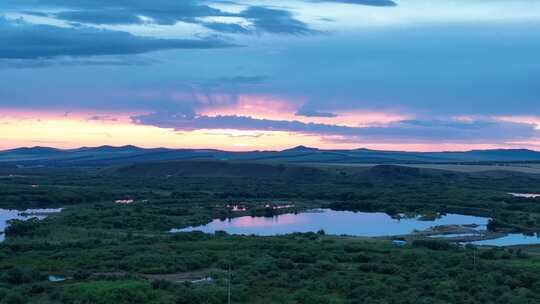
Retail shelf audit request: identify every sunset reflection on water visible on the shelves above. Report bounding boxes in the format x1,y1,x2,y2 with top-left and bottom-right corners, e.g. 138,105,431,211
173,209,489,237
215,213,307,229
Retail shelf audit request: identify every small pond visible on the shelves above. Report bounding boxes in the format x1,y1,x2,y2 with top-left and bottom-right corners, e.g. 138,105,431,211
509,193,540,198
172,209,489,237
471,233,540,247
0,208,62,242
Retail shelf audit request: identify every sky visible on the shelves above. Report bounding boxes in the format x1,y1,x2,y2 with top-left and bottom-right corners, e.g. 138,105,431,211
0,0,539,151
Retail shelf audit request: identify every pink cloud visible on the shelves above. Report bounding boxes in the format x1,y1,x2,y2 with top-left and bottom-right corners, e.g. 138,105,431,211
198,94,410,127
495,116,540,130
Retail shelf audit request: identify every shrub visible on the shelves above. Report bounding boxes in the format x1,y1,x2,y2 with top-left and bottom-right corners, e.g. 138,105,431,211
412,239,452,250
4,219,41,238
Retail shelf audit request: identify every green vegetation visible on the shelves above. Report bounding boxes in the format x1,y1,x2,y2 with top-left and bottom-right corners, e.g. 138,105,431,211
2,229,540,303
2,163,540,231
1,162,540,303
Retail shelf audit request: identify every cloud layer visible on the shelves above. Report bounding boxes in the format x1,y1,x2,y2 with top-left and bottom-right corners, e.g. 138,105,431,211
0,17,235,59
133,111,540,144
2,0,323,35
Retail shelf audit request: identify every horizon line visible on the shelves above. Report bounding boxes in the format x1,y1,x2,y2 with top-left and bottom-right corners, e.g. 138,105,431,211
2,144,539,154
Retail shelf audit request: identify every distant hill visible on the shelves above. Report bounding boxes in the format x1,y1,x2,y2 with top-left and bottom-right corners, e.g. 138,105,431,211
110,161,518,181
1,145,540,167
112,160,327,180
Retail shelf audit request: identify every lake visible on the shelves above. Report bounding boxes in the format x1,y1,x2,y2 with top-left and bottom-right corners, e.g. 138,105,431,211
173,209,489,237
0,208,61,242
173,209,540,246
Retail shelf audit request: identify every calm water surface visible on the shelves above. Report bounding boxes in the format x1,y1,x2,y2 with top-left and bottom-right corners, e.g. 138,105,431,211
0,208,61,242
509,193,540,198
471,234,540,246
173,209,489,237
174,209,540,246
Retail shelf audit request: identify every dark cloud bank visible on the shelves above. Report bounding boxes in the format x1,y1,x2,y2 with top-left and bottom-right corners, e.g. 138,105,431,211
0,0,398,59
133,112,539,143
0,17,235,59
52,3,319,35
2,0,396,35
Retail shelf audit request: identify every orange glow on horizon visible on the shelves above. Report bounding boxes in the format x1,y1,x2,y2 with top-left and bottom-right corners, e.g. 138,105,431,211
0,109,348,151
1,109,539,152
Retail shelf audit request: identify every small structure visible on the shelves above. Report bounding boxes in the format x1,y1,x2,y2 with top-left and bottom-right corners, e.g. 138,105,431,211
264,203,296,210
227,204,247,212
392,240,408,247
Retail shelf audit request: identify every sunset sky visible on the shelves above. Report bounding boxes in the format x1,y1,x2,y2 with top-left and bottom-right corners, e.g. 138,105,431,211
1,0,539,151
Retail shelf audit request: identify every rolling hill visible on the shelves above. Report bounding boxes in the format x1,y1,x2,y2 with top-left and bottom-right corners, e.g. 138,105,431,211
111,160,328,180
1,145,540,167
